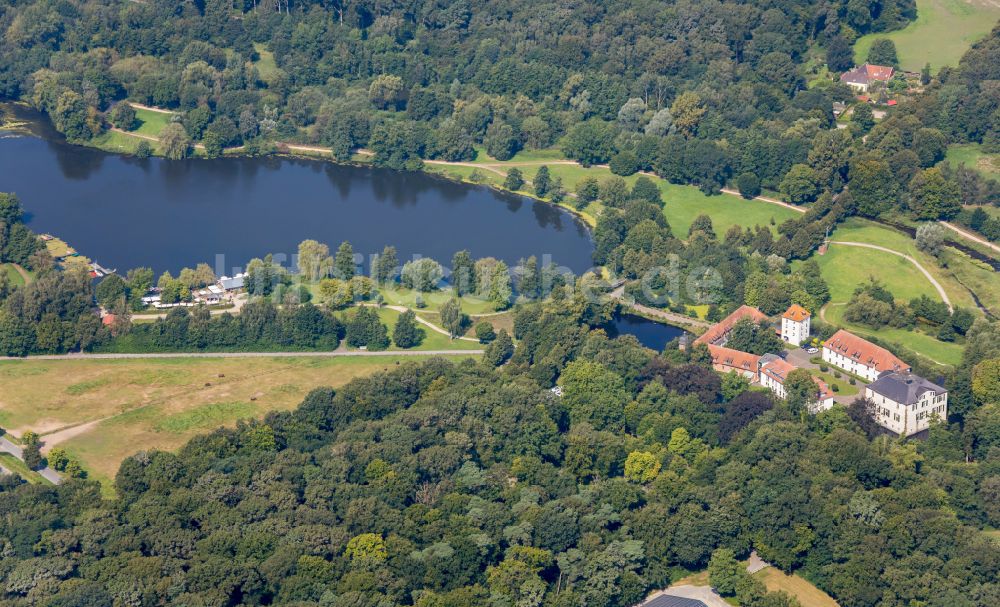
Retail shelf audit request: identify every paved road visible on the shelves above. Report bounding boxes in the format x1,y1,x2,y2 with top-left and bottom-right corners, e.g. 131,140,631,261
940,221,1000,255
0,437,62,484
0,349,482,361
786,346,866,405
642,586,729,607
829,241,953,311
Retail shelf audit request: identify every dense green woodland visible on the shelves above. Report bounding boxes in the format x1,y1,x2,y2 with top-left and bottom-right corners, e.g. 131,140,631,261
3,3,1000,606
1,1,997,220
1,299,1000,607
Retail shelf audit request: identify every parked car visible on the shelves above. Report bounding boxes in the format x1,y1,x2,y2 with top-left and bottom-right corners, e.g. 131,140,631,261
806,347,819,354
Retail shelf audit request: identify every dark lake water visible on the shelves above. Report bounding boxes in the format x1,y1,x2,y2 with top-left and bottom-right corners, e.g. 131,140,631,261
0,107,594,276
605,313,684,351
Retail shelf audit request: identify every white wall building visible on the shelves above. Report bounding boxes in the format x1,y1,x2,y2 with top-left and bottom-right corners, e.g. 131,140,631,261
865,372,948,437
822,329,910,383
758,354,835,414
780,304,811,345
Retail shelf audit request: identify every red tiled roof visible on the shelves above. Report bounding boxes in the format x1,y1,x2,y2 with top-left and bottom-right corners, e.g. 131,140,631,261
813,376,833,400
708,345,760,372
101,314,117,326
823,329,910,374
782,304,810,322
865,64,894,81
694,305,768,346
760,356,796,384
840,64,894,86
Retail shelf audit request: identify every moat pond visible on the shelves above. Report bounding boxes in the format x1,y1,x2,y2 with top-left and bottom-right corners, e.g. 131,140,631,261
0,105,594,276
605,313,685,352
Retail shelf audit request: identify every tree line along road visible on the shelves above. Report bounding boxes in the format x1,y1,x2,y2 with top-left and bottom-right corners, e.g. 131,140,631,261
0,350,483,361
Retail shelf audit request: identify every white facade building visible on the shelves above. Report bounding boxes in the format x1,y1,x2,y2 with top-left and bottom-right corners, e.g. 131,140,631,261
758,354,835,414
865,372,948,436
780,304,811,345
822,329,910,383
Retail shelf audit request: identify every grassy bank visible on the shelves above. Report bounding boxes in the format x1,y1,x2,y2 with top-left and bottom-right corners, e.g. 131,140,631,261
823,303,963,366
943,143,1000,178
854,0,1000,73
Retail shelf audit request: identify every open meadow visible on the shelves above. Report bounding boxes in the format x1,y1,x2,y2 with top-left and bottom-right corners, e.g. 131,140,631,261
1,263,26,286
854,0,1000,72
132,106,174,138
673,562,840,607
806,217,990,367
427,146,802,236
944,143,1000,178
0,354,475,486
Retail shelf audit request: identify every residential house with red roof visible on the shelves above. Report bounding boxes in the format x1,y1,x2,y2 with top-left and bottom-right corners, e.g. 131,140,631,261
758,354,835,413
693,305,768,347
840,63,895,93
707,345,760,380
822,329,911,382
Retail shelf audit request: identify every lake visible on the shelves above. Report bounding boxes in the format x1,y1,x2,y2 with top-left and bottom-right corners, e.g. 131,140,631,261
0,107,594,277
604,313,685,351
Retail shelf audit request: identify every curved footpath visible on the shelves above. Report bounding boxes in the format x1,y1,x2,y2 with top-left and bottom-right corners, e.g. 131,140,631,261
828,241,952,311
939,221,1000,255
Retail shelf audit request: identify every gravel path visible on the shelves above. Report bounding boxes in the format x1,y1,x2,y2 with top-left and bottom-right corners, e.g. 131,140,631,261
829,241,953,311
939,221,1000,255
0,437,63,484
0,350,482,361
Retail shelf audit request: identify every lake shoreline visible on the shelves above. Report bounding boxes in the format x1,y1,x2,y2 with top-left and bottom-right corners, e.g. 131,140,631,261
0,104,597,276
1,100,597,231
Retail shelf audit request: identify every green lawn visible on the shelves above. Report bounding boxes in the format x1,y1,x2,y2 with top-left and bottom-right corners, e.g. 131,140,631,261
811,367,859,397
437,146,802,236
90,129,161,155
253,43,280,82
854,0,1000,73
940,247,1000,318
131,106,174,138
823,304,964,366
808,218,977,366
943,143,1000,178
2,263,25,286
380,286,502,315
0,453,49,484
825,218,978,310
366,307,484,351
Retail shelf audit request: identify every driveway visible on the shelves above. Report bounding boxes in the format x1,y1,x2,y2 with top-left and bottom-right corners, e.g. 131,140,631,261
784,347,865,405
641,586,729,607
0,436,63,484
